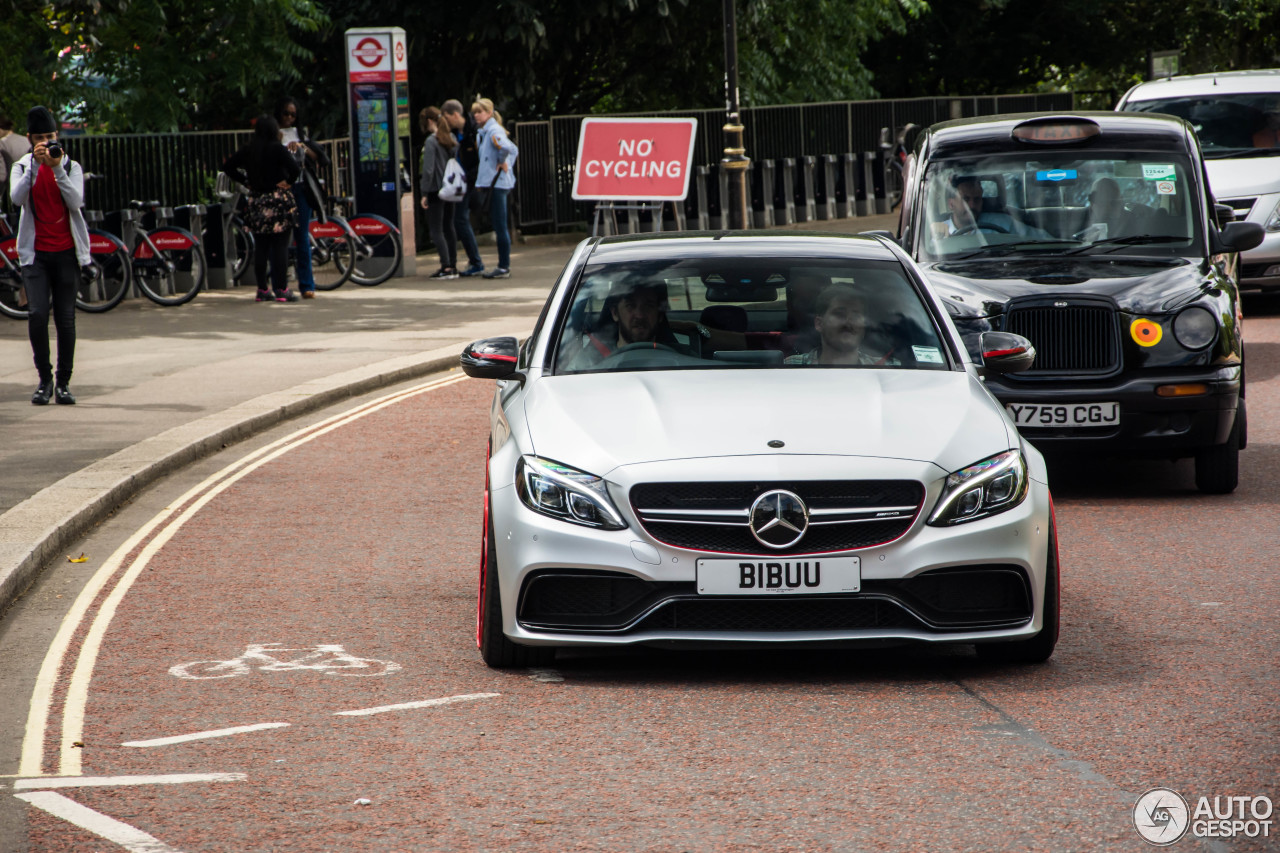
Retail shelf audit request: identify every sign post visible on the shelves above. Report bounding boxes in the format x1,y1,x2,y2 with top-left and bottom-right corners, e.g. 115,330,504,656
572,117,698,233
344,26,415,276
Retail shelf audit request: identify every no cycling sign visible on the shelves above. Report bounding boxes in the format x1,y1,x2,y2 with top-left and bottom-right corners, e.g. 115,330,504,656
571,117,698,201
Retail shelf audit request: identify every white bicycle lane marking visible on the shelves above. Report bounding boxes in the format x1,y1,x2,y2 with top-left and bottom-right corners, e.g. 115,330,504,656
168,643,402,680
19,373,468,780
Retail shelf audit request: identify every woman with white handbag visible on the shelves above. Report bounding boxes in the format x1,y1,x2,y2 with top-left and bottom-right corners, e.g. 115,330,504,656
419,106,459,280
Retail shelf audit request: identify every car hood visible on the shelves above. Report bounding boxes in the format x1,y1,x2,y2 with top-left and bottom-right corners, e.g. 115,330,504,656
923,257,1213,316
522,369,1011,477
1205,157,1280,198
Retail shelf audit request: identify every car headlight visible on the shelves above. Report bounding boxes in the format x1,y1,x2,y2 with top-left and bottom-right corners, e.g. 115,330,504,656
1266,198,1280,233
1172,305,1217,349
515,455,627,530
928,449,1028,526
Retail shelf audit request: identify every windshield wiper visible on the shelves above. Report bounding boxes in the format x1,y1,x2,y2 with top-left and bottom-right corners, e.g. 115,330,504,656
1066,235,1191,255
1203,148,1280,159
945,240,1084,261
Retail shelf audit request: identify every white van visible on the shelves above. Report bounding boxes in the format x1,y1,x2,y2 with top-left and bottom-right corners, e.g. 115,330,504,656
1117,69,1280,290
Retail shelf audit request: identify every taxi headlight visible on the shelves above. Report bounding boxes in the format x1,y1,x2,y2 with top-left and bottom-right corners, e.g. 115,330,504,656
515,455,627,530
1173,305,1217,350
928,449,1027,526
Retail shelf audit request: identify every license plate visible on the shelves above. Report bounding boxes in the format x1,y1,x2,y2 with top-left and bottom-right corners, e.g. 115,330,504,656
1006,402,1119,428
696,557,860,595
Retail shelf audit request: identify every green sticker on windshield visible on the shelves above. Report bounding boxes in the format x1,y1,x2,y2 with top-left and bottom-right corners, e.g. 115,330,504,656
1142,164,1176,180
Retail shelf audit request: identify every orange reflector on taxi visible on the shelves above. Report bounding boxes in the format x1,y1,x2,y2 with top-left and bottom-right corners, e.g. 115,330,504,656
1011,117,1102,144
1155,384,1209,397
1130,318,1163,346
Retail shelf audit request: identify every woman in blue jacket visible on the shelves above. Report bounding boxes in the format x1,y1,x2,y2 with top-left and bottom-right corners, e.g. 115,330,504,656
471,98,517,279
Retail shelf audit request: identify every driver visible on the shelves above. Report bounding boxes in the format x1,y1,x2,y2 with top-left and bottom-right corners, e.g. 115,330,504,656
560,280,690,369
784,284,899,366
937,175,1046,237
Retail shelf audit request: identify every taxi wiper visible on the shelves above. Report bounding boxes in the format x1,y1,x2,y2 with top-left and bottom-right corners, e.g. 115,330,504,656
1066,235,1190,255
946,240,1084,261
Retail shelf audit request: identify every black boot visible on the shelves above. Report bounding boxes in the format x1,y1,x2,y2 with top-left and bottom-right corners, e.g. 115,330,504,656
32,380,53,406
54,384,76,405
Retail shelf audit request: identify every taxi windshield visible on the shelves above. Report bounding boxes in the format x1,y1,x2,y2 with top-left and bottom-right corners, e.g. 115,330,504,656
552,257,951,374
918,152,1200,261
1124,93,1280,158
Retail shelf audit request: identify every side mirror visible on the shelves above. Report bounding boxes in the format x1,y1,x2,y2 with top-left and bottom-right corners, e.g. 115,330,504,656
461,336,523,380
1213,203,1235,230
1213,221,1265,254
980,332,1036,374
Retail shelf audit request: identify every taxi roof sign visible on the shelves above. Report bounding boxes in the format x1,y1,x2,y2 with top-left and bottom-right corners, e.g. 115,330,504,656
1011,117,1102,144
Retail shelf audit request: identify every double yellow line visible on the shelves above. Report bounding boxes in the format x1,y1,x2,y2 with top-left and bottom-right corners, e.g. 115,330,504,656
19,374,468,778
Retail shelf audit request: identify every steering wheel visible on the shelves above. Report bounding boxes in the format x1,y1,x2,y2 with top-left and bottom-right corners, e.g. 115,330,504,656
598,341,680,367
979,221,1011,234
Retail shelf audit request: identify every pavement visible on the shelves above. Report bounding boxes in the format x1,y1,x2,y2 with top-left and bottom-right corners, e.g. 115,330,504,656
0,212,900,617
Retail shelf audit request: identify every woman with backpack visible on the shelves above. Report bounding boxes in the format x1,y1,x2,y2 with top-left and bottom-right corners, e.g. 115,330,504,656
419,106,459,280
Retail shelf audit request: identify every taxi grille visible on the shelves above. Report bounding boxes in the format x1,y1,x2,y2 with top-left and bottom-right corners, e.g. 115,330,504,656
630,480,923,555
1003,298,1121,376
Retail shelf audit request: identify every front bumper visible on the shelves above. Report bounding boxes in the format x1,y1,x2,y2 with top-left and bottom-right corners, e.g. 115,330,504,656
487,454,1052,649
989,366,1240,454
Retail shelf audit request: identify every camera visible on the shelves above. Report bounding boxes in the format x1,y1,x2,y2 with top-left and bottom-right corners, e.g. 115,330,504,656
45,141,63,159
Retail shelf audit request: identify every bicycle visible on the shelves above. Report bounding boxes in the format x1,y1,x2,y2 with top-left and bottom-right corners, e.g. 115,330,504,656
331,196,403,287
168,643,402,679
214,172,254,283
123,199,208,306
0,207,132,318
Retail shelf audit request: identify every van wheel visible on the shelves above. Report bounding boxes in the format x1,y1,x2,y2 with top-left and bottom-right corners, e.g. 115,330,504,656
1194,408,1241,495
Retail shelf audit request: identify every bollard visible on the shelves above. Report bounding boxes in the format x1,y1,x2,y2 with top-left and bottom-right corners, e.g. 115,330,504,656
818,155,837,221
695,166,711,231
797,156,817,223
756,160,775,229
779,158,797,225
859,151,876,217
840,153,858,219
875,149,892,215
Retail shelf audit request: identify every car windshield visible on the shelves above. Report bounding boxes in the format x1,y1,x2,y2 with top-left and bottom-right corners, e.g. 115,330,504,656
551,256,951,374
918,152,1199,261
1124,93,1280,158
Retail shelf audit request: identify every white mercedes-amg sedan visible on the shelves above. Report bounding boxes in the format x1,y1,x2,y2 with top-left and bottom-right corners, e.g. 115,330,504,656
461,232,1058,667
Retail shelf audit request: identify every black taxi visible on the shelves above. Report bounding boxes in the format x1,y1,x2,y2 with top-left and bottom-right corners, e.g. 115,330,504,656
896,111,1264,493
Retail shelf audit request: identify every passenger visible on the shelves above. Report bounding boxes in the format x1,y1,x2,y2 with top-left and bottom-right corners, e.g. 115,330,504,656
1078,177,1129,240
1253,110,1280,148
784,284,899,366
939,176,1047,237
561,281,690,369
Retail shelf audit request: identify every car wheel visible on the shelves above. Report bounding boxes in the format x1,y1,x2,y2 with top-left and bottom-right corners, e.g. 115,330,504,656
977,511,1059,664
478,453,554,668
1194,407,1241,495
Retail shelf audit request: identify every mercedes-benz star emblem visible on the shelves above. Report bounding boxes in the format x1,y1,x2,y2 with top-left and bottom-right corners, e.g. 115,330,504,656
749,490,809,549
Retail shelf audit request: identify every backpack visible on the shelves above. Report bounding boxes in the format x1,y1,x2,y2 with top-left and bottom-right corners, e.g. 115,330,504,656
439,158,467,203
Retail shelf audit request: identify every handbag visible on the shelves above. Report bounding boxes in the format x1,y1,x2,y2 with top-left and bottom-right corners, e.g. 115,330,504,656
475,172,498,209
244,186,298,234
440,158,467,203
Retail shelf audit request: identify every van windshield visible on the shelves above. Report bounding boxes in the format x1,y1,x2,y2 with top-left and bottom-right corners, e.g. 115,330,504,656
1125,94,1280,158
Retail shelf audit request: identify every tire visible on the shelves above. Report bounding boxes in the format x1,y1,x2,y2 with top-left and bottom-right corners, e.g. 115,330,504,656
0,238,28,320
309,218,355,291
228,216,254,282
1194,408,1241,494
347,215,402,286
977,510,1059,664
134,227,205,306
478,449,554,668
77,230,131,313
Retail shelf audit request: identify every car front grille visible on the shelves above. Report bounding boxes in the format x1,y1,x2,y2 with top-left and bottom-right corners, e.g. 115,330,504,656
629,480,924,555
516,566,1033,634
1003,297,1121,377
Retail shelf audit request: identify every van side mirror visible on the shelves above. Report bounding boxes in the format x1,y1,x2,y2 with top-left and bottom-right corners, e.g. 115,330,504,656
461,336,523,381
979,332,1036,374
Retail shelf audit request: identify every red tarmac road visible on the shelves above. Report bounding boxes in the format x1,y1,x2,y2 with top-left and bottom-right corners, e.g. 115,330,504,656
3,308,1280,851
